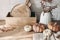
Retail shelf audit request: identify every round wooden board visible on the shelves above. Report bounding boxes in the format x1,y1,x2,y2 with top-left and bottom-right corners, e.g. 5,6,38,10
10,4,31,17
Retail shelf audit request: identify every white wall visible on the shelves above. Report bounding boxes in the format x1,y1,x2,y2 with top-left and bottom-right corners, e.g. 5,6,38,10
30,0,42,12
0,0,42,20
0,0,25,20
0,0,9,20
0,0,60,20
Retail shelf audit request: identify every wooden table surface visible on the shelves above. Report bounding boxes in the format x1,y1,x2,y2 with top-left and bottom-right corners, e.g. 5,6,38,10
0,26,34,40
0,20,33,40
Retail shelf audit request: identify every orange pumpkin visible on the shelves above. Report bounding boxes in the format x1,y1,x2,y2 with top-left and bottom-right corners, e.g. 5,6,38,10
48,22,60,32
33,23,45,33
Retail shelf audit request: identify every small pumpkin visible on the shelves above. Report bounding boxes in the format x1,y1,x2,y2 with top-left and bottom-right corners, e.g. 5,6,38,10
24,25,32,32
48,22,54,30
48,22,60,32
43,29,52,40
33,23,45,33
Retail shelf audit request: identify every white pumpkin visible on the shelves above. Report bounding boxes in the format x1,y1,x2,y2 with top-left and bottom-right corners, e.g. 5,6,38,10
24,25,32,32
56,32,60,39
43,29,52,36
43,29,52,40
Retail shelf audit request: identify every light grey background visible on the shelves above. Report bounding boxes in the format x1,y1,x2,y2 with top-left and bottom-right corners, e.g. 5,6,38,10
0,0,42,20
0,0,26,20
0,0,60,20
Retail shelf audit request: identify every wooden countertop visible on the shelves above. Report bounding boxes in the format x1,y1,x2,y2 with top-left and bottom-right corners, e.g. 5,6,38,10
0,20,34,40
13,28,34,38
0,27,34,40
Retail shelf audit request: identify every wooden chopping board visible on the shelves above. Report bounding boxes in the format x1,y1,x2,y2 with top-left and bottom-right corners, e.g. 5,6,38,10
10,4,31,17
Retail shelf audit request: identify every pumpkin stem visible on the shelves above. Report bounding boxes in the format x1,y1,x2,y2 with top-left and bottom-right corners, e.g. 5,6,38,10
53,33,56,40
54,22,57,26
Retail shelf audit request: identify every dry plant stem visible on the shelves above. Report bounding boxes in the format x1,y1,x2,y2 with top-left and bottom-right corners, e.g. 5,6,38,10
53,32,56,40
